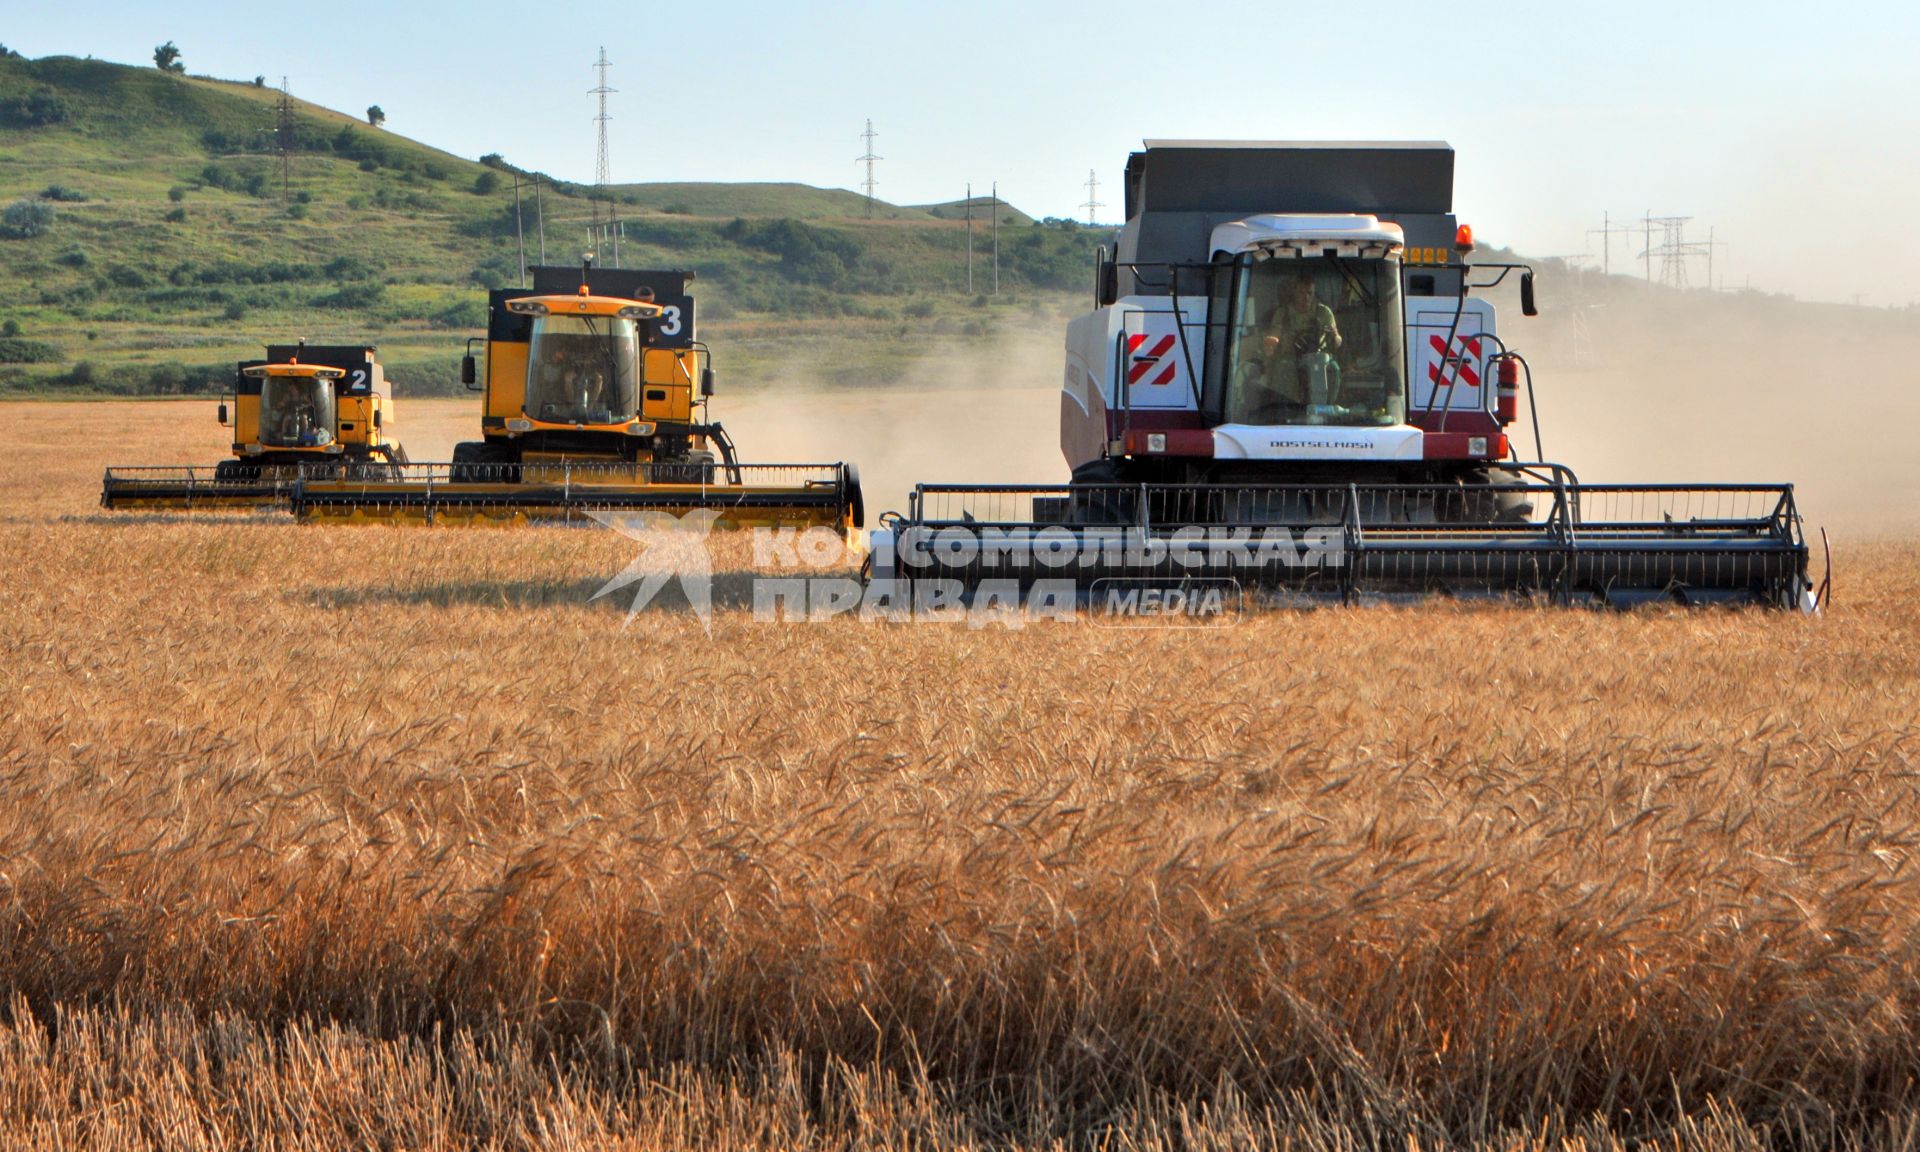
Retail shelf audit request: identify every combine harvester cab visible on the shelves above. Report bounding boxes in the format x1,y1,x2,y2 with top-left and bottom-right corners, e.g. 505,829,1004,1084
288,264,863,538
874,141,1815,610
102,344,405,511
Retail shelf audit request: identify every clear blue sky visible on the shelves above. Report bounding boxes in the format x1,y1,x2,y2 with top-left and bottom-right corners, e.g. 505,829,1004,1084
12,1,1917,304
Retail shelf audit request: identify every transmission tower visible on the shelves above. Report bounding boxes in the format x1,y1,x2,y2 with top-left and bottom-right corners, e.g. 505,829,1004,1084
1080,169,1104,225
260,77,296,201
857,120,881,218
589,47,620,266
1640,216,1696,288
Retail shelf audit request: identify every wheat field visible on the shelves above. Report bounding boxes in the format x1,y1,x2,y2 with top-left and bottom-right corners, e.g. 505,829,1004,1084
2,400,1917,1149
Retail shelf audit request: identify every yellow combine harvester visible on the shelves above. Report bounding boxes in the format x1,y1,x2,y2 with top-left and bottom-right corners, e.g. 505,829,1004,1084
287,263,863,535
101,344,407,510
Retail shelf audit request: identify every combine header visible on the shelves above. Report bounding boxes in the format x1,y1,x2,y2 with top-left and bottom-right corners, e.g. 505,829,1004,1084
872,141,1815,610
286,264,862,536
101,344,406,510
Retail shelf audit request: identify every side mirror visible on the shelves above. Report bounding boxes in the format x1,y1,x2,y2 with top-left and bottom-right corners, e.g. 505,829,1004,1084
373,408,383,429
700,367,715,398
217,402,228,426
1097,251,1119,307
460,354,477,385
1520,271,1538,317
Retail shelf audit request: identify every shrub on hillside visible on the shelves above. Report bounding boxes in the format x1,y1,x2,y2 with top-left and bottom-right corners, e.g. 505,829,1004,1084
0,88,72,128
40,184,87,203
176,260,320,286
2,200,55,239
0,338,61,364
431,297,487,329
720,217,862,287
312,281,387,309
467,255,517,290
324,255,373,280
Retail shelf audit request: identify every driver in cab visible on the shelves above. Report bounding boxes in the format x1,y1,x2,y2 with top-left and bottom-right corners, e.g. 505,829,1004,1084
1259,271,1342,403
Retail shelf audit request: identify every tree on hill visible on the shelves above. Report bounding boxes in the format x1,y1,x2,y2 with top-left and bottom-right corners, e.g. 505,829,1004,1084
153,41,184,73
366,105,385,128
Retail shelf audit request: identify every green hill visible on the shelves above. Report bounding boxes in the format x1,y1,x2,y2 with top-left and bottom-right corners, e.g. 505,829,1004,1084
0,53,1109,396
914,197,1039,228
608,182,936,221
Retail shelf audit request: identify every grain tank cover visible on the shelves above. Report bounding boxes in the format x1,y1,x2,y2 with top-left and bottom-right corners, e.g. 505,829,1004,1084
1117,141,1457,283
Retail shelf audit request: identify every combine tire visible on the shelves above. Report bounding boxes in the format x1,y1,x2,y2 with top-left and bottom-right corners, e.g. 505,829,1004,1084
451,441,519,484
650,451,718,485
1068,460,1129,525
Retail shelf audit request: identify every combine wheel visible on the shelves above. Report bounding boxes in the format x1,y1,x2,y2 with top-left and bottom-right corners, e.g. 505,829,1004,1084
1067,459,1130,526
651,450,718,485
451,441,519,484
1439,468,1536,524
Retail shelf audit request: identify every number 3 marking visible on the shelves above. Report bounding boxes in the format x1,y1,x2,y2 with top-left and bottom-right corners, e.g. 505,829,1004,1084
658,306,683,337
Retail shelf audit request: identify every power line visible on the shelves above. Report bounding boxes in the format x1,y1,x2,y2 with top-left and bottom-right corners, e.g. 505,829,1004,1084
1586,211,1636,278
857,120,882,218
1080,169,1103,226
991,181,999,296
513,171,526,283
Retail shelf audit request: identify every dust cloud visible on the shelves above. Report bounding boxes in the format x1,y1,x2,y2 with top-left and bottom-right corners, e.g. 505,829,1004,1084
395,287,1917,539
1494,275,1920,537
699,325,1069,519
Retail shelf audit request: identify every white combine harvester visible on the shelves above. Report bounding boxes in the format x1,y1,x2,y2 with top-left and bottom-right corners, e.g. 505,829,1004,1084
875,141,1817,610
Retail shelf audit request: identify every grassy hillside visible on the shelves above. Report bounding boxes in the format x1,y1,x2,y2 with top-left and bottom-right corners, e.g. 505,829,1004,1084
915,195,1039,227
610,181,936,221
0,53,1110,396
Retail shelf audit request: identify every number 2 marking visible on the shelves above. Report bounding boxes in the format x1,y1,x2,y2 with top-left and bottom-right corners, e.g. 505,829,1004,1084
348,369,367,390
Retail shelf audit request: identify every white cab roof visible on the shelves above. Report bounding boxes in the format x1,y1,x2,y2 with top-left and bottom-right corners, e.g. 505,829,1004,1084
1210,214,1406,257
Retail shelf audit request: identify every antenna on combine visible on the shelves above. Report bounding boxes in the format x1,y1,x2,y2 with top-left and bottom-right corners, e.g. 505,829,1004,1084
1081,169,1104,226
857,120,882,218
589,48,621,267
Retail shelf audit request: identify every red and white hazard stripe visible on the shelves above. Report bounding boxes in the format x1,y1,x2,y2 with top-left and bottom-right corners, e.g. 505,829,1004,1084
1425,333,1483,390
1126,332,1179,386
